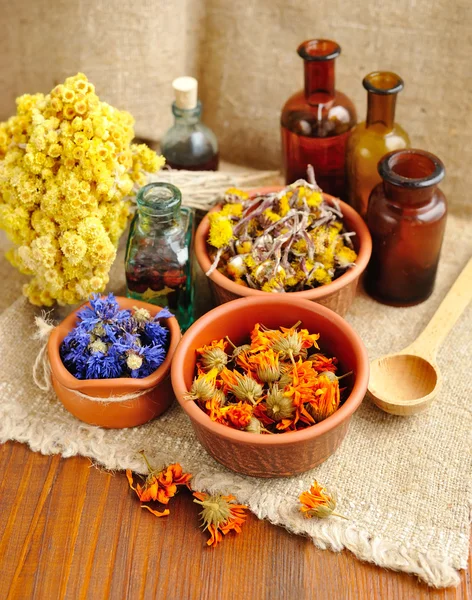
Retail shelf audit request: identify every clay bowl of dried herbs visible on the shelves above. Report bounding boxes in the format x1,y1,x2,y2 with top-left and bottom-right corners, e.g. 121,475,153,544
48,295,181,429
171,295,369,477
194,184,372,316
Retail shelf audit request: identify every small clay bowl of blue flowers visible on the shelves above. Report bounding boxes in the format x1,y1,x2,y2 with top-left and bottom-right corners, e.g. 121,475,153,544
47,294,181,428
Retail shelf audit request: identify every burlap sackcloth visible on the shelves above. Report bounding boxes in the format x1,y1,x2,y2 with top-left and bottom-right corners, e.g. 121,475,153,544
0,193,471,589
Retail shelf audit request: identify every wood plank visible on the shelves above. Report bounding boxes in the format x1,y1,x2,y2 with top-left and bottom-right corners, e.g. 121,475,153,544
0,441,469,600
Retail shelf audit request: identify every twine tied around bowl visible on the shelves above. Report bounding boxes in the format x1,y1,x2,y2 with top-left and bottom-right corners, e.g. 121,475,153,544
33,315,157,403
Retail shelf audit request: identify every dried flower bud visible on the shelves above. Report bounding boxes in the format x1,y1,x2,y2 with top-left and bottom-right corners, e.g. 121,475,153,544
271,332,306,361
200,347,228,373
299,480,346,520
245,416,262,434
266,386,294,421
186,372,217,402
231,374,263,404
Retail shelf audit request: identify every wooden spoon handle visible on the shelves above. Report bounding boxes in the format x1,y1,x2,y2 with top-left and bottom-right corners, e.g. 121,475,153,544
405,257,472,361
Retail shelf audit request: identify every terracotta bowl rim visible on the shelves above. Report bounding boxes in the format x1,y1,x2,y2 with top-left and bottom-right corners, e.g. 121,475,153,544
194,186,372,299
48,296,181,392
171,295,369,446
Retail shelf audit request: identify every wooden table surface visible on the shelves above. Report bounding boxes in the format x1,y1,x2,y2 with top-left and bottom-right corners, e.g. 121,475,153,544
0,441,470,600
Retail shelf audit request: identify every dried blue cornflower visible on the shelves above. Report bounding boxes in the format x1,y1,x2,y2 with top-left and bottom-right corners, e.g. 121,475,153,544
130,344,167,378
60,296,174,380
76,293,131,336
85,345,124,380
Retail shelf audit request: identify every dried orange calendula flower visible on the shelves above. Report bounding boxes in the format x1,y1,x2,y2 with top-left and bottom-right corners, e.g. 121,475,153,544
299,480,347,519
193,491,248,547
126,452,192,517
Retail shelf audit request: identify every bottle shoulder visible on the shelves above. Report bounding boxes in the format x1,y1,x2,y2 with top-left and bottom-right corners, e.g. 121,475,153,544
281,89,357,137
347,122,411,157
368,185,447,226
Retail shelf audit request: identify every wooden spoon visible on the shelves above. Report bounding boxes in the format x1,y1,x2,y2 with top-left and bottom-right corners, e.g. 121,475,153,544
368,257,472,416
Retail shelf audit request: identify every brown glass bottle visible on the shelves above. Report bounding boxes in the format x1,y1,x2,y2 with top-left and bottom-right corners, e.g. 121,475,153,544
346,72,410,218
365,149,447,306
281,39,357,199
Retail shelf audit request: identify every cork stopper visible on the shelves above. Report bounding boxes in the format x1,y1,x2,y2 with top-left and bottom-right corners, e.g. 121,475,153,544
172,76,198,110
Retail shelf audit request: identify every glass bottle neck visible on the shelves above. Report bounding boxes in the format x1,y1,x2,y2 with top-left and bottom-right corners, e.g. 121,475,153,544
136,182,182,232
379,149,445,207
172,101,202,126
304,59,336,104
366,93,397,129
137,208,181,232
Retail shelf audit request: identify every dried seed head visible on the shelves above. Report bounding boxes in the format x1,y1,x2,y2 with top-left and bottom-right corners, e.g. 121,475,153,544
245,417,262,434
266,386,294,421
186,375,216,402
92,323,106,337
200,347,228,373
231,374,263,403
255,350,281,383
271,332,305,360
195,494,232,530
278,363,293,388
133,307,152,323
88,339,108,354
309,500,336,518
231,344,251,360
127,353,143,370
320,370,337,382
213,388,227,406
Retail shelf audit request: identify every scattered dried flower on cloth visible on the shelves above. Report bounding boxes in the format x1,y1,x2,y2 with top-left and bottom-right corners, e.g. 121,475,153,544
126,452,192,517
206,180,358,292
0,73,164,306
60,293,173,379
193,491,248,547
299,480,347,519
185,322,351,433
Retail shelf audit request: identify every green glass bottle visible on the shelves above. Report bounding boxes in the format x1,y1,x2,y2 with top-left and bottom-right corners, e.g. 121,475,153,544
346,72,411,218
125,183,195,331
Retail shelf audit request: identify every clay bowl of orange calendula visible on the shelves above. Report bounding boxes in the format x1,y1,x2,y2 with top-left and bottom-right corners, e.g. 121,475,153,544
48,297,181,428
194,186,372,317
171,295,369,478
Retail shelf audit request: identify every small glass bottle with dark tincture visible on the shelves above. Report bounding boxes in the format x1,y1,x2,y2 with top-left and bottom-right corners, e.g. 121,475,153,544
125,182,195,330
365,149,447,306
161,77,219,171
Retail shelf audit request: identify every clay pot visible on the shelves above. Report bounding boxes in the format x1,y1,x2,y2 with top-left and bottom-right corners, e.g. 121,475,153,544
194,186,372,316
48,297,181,429
171,296,369,477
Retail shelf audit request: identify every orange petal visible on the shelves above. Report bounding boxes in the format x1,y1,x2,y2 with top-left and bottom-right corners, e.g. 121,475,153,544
141,504,170,518
126,470,137,493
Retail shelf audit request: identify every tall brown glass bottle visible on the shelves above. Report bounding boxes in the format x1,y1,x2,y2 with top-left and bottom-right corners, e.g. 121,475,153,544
365,149,447,306
281,39,357,199
346,72,410,218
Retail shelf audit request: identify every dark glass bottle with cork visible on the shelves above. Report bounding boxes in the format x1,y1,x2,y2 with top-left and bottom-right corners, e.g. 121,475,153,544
161,77,219,171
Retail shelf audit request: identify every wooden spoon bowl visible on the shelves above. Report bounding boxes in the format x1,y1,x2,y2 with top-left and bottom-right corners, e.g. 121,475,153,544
368,257,472,416
368,354,439,415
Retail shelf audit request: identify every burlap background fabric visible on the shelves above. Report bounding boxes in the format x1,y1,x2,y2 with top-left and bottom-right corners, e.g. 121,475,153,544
0,179,471,588
1,0,471,208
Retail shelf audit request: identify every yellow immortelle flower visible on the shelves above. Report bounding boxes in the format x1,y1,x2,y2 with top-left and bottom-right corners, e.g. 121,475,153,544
0,73,164,305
